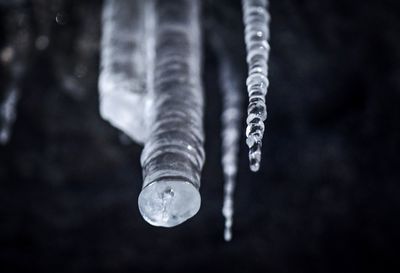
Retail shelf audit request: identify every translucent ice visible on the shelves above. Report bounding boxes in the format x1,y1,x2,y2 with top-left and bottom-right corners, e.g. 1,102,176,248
139,181,201,227
138,0,204,227
99,0,155,144
220,60,242,241
242,0,271,172
210,31,243,241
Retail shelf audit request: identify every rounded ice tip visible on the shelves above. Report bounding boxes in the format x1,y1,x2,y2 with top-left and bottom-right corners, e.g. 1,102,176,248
250,161,260,172
138,180,201,227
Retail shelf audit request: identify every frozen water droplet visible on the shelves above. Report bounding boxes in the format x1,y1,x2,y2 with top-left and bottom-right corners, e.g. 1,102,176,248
55,12,67,25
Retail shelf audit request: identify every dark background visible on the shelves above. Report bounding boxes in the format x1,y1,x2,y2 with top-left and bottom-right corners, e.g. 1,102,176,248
1,0,400,272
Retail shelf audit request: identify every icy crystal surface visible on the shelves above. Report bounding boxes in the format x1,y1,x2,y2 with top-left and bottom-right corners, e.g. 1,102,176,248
138,0,205,227
242,0,271,172
99,0,154,144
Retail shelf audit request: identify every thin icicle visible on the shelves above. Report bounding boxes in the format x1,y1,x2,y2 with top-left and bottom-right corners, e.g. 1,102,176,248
0,87,19,144
220,58,242,241
242,0,271,172
210,31,243,241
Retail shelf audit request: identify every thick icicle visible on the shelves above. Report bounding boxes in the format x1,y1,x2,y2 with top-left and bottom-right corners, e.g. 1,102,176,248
242,0,271,172
138,0,205,227
0,88,19,144
99,0,154,143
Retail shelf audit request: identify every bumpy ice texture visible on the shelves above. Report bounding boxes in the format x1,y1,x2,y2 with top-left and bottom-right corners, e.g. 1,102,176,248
242,0,271,172
138,0,205,227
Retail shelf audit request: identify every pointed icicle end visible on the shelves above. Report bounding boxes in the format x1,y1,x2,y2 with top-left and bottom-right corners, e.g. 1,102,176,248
248,141,262,172
249,160,260,172
224,228,232,242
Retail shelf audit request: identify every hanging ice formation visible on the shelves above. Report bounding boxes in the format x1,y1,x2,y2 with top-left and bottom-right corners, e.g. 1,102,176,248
218,46,243,242
209,24,243,241
220,61,242,241
99,0,153,144
0,5,32,145
99,0,204,227
0,88,19,145
242,0,271,172
99,0,270,237
139,0,204,227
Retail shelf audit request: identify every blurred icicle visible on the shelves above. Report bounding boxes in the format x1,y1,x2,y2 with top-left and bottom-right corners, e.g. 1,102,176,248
220,60,242,241
0,88,19,144
138,0,205,227
0,4,33,144
242,0,271,172
210,32,243,241
99,0,154,143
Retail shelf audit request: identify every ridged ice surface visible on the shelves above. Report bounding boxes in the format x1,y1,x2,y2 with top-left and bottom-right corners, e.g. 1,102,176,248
138,0,205,227
99,0,154,143
242,0,271,172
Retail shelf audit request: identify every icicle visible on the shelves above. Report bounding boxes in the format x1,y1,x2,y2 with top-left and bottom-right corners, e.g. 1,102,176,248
0,5,32,145
99,0,154,143
242,0,271,172
0,88,19,145
138,0,205,227
220,57,242,241
210,31,243,241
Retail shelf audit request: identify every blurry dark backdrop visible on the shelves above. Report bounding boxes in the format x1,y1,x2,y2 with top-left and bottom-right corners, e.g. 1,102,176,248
1,0,400,272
